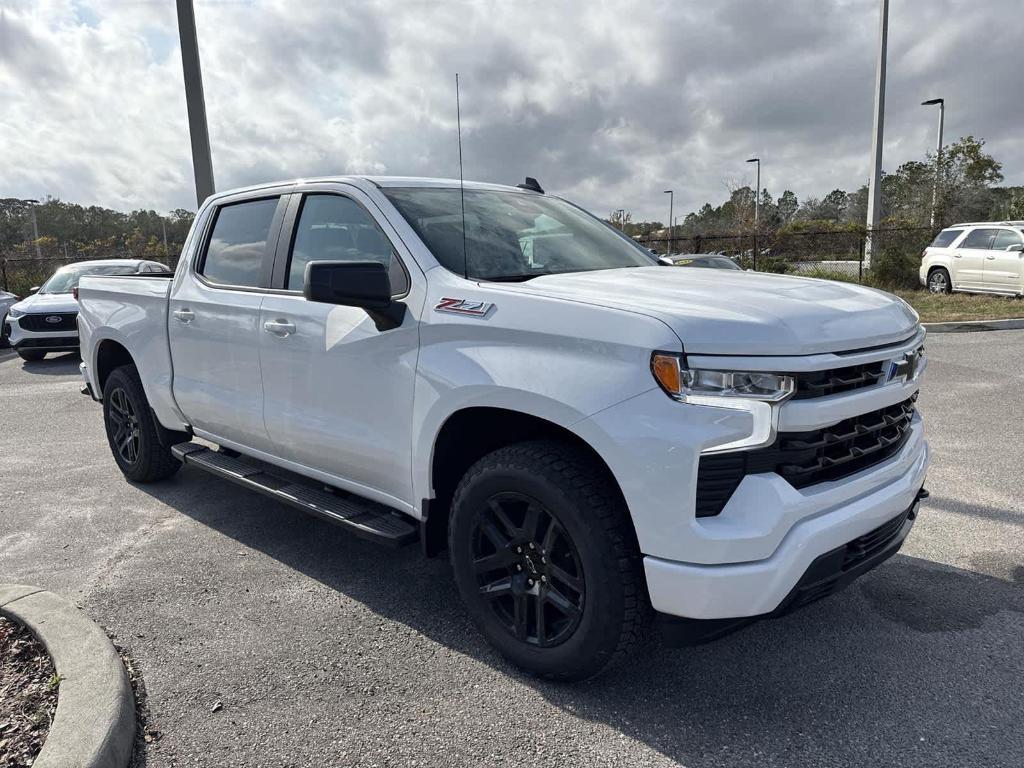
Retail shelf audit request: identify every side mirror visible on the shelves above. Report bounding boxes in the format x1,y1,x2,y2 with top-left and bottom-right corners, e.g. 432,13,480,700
304,260,405,330
29,286,40,294
1007,243,1023,253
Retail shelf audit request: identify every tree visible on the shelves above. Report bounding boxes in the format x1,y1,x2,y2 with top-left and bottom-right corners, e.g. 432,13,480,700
777,190,798,223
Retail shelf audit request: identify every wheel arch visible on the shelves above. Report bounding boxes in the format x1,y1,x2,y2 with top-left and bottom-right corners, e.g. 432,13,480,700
94,338,136,397
421,406,632,557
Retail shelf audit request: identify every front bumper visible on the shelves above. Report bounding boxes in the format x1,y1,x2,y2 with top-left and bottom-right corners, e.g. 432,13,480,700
8,318,80,351
644,429,928,620
659,489,925,644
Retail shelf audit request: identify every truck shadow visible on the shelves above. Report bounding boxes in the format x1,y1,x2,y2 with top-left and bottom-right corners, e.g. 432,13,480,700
16,352,81,375
138,475,1024,767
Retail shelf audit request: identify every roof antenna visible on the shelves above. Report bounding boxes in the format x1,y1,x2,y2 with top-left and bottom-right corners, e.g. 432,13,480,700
456,73,469,280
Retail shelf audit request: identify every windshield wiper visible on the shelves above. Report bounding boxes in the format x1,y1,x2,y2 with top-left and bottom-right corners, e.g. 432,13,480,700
479,274,545,282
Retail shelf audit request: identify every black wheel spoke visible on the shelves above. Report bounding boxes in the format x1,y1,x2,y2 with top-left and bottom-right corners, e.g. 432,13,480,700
487,499,521,540
548,563,583,594
480,519,511,551
543,585,581,620
513,594,528,639
534,591,546,644
473,550,512,575
521,504,541,542
541,518,561,554
479,576,513,599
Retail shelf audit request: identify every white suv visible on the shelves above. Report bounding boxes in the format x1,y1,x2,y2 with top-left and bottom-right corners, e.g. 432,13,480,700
920,221,1024,295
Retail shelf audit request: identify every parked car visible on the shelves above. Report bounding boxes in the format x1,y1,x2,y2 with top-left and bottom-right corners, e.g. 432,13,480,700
668,253,743,270
4,259,168,361
0,289,20,348
77,177,928,681
920,221,1024,295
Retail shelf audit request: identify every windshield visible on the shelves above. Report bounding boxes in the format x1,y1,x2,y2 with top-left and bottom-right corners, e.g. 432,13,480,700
382,188,655,280
676,256,742,270
39,263,139,294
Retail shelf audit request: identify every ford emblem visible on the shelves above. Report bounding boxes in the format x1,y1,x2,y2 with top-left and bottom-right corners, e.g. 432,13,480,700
45,315,62,324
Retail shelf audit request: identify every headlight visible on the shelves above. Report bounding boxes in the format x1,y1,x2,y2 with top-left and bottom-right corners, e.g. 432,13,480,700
651,353,795,403
7,307,25,319
651,352,795,452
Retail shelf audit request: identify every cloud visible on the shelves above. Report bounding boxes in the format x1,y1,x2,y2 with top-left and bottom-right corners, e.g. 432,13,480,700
0,0,1020,222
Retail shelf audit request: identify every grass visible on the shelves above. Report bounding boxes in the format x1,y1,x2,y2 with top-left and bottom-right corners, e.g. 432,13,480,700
893,290,1024,323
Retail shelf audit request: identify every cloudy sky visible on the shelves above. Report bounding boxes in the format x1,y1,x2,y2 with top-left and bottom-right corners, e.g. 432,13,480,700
1,0,1021,221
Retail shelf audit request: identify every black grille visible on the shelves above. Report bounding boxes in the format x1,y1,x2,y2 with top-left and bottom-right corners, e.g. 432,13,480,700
792,361,886,399
15,336,78,349
787,506,912,610
19,312,78,331
695,396,916,517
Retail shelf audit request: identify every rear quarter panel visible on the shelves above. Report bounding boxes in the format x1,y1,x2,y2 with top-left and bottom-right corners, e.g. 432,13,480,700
78,275,187,430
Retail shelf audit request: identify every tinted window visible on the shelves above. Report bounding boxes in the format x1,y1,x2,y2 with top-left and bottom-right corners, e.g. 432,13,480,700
39,262,143,293
288,194,407,294
959,228,997,249
930,229,963,248
201,198,279,287
992,229,1023,249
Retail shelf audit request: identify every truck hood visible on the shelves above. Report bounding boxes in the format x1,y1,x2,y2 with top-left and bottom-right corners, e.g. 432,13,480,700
503,267,919,355
12,292,80,315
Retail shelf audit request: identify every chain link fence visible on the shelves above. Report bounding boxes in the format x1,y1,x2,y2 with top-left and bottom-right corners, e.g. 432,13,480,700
635,226,936,287
2,226,937,296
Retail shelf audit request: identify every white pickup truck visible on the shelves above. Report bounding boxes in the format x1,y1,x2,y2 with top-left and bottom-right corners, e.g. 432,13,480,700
78,176,929,680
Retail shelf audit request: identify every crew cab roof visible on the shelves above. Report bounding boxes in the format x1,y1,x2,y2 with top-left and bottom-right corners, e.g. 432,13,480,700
205,176,540,203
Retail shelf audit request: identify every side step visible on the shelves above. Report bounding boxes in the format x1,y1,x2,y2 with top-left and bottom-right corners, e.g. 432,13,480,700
171,443,418,547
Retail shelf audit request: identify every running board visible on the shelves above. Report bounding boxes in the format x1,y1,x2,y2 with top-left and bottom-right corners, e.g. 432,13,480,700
171,443,418,547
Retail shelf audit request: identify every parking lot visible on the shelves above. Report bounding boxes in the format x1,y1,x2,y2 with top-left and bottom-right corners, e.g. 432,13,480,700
1,332,1022,768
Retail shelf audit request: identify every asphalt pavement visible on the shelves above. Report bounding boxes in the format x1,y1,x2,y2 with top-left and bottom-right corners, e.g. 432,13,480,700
1,333,1022,768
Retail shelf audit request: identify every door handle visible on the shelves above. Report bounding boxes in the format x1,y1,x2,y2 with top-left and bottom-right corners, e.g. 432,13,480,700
263,319,296,337
985,255,996,260
173,308,194,324
953,253,962,258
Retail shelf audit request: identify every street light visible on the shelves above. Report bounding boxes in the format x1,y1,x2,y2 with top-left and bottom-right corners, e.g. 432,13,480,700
664,190,674,256
176,0,216,205
922,98,945,228
865,0,889,269
617,208,626,231
747,158,760,269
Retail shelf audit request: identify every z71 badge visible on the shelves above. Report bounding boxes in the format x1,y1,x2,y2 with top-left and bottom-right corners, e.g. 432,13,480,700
434,297,494,317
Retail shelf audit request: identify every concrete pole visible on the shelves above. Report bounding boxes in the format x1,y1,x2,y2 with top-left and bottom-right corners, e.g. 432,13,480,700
865,0,889,269
664,190,674,256
29,203,41,258
931,101,944,228
176,0,216,206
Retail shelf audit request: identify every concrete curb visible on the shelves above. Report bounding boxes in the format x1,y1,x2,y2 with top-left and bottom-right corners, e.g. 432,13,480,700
923,317,1024,333
0,585,135,768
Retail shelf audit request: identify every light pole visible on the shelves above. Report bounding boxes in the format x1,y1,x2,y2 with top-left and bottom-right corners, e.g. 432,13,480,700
865,0,889,269
922,98,945,228
617,208,626,230
664,190,674,256
747,158,760,269
176,0,216,206
25,199,41,258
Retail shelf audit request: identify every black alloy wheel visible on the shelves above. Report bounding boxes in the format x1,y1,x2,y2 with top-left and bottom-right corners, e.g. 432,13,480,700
108,386,141,465
472,492,585,647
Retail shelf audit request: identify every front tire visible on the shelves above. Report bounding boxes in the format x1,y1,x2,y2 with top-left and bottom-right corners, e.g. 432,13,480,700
928,267,952,294
16,349,46,361
448,441,649,681
102,365,182,482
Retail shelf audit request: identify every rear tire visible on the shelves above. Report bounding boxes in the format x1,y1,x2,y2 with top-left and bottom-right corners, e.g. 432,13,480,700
928,267,952,294
16,349,46,361
103,365,182,482
448,440,650,681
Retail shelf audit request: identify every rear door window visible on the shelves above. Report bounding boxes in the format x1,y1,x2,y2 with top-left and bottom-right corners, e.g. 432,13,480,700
991,229,1023,249
959,228,997,249
200,198,280,287
930,229,963,248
